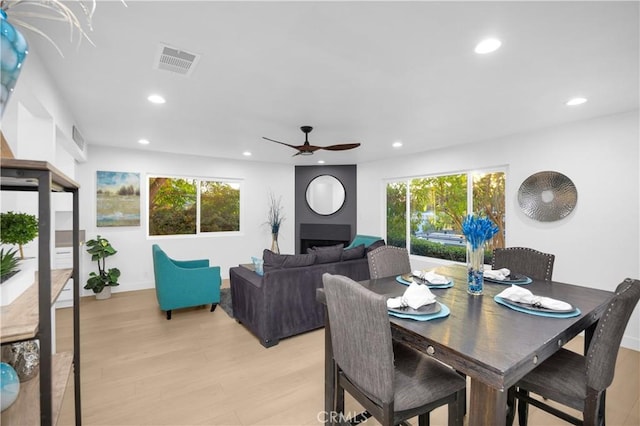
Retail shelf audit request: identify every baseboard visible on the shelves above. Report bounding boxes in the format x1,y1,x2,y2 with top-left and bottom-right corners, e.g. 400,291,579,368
621,335,640,352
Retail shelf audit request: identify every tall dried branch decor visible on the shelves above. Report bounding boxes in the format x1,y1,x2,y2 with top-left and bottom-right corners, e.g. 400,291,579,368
266,192,285,235
0,0,126,56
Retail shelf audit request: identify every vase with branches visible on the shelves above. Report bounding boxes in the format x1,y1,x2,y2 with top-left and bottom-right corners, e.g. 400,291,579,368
0,0,126,116
266,192,285,254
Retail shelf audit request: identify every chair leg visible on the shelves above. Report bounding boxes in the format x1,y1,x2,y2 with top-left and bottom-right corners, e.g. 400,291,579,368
517,389,529,426
210,303,217,312
448,390,464,426
506,387,516,426
166,310,171,320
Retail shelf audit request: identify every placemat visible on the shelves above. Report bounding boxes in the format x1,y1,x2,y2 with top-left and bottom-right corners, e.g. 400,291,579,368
484,275,532,285
494,296,581,318
388,302,450,321
395,275,454,289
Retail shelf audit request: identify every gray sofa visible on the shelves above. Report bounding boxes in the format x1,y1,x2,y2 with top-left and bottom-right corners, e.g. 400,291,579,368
229,243,382,347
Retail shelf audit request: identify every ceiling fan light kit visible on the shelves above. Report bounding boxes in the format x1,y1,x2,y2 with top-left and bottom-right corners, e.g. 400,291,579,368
263,125,361,156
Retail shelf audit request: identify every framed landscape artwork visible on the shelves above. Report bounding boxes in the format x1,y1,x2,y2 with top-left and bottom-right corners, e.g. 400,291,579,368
96,171,141,227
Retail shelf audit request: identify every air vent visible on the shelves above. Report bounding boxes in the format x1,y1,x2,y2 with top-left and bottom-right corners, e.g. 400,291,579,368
154,44,201,76
72,125,85,150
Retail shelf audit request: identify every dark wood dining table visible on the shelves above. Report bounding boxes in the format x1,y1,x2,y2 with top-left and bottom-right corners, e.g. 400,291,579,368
317,265,614,426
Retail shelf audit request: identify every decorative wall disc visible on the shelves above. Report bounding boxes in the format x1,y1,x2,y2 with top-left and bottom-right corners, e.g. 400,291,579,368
517,171,577,222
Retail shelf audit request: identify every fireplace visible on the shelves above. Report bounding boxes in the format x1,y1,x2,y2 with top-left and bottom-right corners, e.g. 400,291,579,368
299,223,351,254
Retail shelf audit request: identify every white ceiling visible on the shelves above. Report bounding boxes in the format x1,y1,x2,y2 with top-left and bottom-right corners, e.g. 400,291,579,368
21,1,640,165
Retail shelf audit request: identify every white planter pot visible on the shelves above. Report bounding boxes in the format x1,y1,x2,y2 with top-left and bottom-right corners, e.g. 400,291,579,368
0,258,37,306
95,285,111,300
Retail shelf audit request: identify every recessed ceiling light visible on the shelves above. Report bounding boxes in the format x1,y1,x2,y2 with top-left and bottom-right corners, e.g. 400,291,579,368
147,94,166,104
317,160,325,164
138,139,150,145
566,97,587,106
392,141,403,148
242,151,252,156
475,38,502,54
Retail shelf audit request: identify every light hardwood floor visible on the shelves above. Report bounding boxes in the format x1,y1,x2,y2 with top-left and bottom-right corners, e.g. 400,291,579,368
56,284,639,426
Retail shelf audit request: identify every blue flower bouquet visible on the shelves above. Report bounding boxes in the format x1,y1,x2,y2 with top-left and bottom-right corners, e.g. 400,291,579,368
461,214,499,295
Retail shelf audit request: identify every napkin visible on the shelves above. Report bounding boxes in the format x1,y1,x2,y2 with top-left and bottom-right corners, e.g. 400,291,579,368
387,282,437,310
412,270,450,285
484,267,511,281
496,285,573,311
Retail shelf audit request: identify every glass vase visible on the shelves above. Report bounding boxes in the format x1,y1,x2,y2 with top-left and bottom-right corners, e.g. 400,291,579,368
271,233,280,254
0,10,29,118
467,242,485,295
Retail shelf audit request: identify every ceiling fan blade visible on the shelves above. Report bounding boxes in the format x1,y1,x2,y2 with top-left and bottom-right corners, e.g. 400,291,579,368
319,143,361,151
262,137,299,149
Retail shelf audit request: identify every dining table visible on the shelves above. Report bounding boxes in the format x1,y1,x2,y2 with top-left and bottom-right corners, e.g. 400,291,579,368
316,264,615,426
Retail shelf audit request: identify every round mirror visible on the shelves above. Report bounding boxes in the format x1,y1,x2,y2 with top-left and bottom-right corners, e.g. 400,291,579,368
306,175,346,215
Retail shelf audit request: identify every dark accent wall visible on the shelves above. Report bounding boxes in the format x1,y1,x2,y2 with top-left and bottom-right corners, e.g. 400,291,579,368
295,165,357,254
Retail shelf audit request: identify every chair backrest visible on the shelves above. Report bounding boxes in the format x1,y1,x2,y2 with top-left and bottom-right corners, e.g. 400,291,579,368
322,273,395,404
586,278,640,391
367,246,411,279
491,247,555,281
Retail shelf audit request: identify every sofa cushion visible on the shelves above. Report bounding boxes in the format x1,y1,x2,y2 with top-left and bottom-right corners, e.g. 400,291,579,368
263,249,316,270
365,239,386,253
342,244,365,261
308,244,344,264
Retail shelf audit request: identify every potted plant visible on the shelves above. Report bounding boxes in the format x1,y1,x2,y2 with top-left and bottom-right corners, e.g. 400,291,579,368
0,248,19,283
0,211,38,259
0,212,38,306
84,235,120,299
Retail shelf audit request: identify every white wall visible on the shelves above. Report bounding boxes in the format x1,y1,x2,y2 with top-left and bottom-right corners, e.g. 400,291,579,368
358,110,640,350
76,145,294,294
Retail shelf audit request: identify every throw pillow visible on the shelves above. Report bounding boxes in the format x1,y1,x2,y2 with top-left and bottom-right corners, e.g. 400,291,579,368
262,249,316,270
365,239,386,253
308,243,344,264
251,256,264,276
342,244,365,261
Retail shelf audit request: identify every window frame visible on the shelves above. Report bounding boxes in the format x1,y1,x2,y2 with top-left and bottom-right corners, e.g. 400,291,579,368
147,174,243,239
384,167,506,261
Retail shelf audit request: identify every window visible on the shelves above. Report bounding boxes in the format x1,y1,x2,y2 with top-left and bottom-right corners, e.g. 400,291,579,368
148,176,240,236
386,170,505,262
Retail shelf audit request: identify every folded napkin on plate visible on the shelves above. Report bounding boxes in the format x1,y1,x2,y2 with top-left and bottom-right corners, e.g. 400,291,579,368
412,270,449,285
496,285,572,311
387,282,437,309
483,267,511,281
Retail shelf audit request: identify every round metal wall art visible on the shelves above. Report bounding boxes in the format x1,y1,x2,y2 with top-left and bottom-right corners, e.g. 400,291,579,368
517,171,578,222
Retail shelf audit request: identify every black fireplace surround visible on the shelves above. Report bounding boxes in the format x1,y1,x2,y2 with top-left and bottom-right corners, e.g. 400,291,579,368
299,223,351,254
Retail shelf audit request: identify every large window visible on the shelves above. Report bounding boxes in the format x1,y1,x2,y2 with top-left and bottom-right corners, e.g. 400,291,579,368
386,170,505,262
148,176,240,236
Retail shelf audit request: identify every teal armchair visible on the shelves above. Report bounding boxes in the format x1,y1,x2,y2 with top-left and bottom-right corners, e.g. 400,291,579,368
345,234,383,249
152,244,221,320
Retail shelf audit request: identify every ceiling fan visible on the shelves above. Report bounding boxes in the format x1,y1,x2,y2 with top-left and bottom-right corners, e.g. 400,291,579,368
262,126,361,156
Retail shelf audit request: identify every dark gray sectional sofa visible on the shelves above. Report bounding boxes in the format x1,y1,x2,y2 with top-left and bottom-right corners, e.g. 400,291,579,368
229,243,382,347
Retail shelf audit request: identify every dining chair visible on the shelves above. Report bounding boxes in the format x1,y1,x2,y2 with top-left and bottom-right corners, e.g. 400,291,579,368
322,273,466,426
491,247,555,281
507,278,640,426
367,245,411,279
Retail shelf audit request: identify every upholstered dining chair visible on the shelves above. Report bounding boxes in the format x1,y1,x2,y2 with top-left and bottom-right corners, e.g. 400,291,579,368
491,247,555,281
322,273,466,426
152,244,221,320
367,245,411,279
507,278,640,426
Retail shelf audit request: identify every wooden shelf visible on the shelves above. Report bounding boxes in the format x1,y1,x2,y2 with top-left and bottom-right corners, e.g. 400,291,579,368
0,269,72,344
1,158,81,425
0,351,73,425
0,159,80,191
